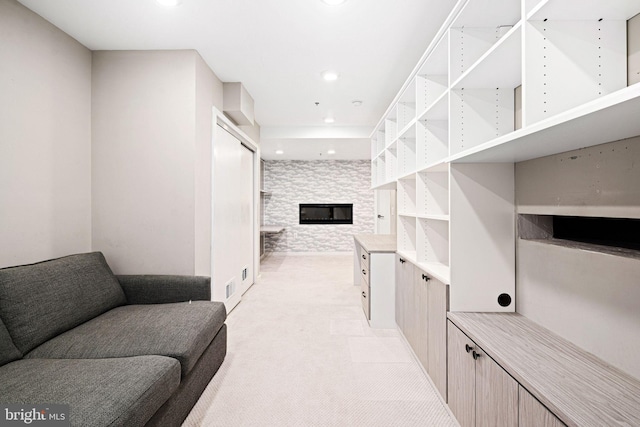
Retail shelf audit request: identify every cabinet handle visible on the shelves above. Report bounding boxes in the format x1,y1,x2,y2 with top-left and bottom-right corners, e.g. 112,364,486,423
465,344,473,353
362,254,366,260
399,258,406,264
422,274,430,282
362,291,366,298
362,269,366,275
472,350,481,360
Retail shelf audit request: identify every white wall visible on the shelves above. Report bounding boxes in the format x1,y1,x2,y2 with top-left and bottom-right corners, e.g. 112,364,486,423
0,0,92,268
263,160,374,252
92,50,223,275
515,137,640,379
194,53,221,276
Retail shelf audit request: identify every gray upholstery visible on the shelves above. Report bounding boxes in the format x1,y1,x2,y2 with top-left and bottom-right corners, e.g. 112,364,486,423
0,317,21,366
147,324,227,427
0,252,126,353
26,301,227,377
0,356,180,427
117,275,211,304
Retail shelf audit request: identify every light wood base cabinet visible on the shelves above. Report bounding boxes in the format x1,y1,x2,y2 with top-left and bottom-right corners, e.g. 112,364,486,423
448,320,518,427
519,386,565,427
396,254,449,400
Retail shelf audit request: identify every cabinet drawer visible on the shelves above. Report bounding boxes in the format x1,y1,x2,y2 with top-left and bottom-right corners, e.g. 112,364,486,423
359,249,370,271
360,264,369,284
360,280,370,320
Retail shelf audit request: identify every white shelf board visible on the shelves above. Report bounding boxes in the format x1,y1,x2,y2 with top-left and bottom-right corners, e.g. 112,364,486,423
451,22,522,90
528,0,640,21
418,89,449,121
398,212,417,218
397,170,417,181
386,139,398,152
398,120,417,141
418,160,449,173
397,250,418,264
417,261,451,285
452,0,522,28
448,83,640,163
416,214,450,221
371,180,397,191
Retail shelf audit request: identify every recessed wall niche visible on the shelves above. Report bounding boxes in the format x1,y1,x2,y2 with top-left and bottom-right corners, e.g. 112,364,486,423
518,214,640,259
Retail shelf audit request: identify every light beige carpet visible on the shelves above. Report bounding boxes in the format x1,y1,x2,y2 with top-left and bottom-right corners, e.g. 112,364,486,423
183,253,457,427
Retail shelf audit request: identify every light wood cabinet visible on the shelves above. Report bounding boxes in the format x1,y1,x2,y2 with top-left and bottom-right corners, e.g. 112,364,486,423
396,255,449,401
427,275,448,399
519,386,565,427
395,254,415,339
448,320,518,427
413,270,429,370
448,320,476,427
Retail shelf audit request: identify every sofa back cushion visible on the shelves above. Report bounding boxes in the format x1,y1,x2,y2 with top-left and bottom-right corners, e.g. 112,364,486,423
0,317,21,366
0,252,126,354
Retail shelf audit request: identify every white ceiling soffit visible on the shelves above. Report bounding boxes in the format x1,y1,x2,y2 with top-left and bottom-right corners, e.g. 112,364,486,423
18,0,458,157
261,126,370,160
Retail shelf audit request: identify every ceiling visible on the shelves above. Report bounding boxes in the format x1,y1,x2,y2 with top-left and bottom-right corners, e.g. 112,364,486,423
18,0,457,160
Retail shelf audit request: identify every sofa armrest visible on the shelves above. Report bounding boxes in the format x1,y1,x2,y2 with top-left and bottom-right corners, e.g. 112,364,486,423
116,275,211,305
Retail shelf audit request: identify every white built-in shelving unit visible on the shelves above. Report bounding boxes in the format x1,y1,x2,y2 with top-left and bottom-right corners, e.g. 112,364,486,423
370,0,640,311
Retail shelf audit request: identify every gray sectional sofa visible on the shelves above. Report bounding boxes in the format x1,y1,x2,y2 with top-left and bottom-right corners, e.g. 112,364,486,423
0,252,227,427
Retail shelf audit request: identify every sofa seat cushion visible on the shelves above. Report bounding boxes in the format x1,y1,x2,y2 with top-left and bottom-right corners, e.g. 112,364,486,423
0,356,180,427
0,252,127,354
26,301,226,377
0,317,21,367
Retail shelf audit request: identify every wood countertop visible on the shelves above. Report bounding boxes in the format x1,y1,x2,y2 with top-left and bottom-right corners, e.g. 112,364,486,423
353,234,397,253
448,311,640,427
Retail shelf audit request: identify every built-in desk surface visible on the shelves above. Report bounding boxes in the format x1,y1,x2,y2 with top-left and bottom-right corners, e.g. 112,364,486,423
448,312,640,427
260,225,284,234
353,234,396,253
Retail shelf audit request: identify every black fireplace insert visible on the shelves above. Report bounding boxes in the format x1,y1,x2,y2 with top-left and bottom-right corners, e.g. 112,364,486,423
299,204,353,225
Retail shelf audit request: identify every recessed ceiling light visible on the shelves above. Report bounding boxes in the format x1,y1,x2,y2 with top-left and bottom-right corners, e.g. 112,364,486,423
156,0,182,7
275,150,284,155
324,117,335,124
328,149,336,155
352,100,363,107
321,71,339,81
322,0,347,5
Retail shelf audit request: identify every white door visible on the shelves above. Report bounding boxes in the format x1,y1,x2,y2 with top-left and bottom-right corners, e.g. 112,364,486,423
376,189,396,234
212,125,242,311
239,144,254,295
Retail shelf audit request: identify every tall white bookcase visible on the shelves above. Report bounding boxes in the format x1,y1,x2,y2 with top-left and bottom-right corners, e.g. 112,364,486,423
371,0,640,312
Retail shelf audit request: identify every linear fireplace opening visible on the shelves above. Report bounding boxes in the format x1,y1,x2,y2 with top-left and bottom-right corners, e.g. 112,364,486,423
299,204,353,225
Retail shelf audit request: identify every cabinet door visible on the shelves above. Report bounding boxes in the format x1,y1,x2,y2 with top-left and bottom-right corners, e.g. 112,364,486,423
447,321,476,427
519,386,565,427
394,254,405,330
413,269,429,371
476,348,518,427
427,277,448,400
402,259,417,346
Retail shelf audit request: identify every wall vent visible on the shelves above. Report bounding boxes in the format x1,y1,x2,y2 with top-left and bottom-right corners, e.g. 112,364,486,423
225,278,236,299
